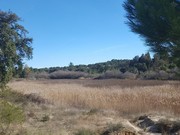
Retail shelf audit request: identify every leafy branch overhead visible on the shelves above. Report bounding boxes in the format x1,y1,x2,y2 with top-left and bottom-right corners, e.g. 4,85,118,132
123,0,180,67
0,11,33,86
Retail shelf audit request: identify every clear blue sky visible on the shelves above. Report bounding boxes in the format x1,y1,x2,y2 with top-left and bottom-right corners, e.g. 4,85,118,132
1,0,148,68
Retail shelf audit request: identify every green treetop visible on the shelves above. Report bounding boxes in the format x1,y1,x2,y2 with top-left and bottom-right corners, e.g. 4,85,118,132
0,11,33,87
123,0,180,67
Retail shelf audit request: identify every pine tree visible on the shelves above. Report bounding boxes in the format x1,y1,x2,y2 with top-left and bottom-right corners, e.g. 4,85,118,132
123,0,180,67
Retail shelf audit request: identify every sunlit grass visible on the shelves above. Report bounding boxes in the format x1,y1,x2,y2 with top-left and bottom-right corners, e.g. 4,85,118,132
8,79,180,116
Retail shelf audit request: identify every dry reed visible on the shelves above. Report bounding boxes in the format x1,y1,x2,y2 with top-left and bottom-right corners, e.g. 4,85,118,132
8,79,180,116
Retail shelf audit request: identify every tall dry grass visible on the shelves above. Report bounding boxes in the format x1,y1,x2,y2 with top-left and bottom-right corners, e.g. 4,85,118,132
8,79,180,116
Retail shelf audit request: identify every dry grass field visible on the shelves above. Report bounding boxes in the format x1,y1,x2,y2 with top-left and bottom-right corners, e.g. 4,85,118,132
7,79,180,134
9,79,180,116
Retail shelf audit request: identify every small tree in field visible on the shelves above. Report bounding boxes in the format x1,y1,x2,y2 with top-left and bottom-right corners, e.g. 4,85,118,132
0,11,33,87
123,0,180,67
21,65,31,79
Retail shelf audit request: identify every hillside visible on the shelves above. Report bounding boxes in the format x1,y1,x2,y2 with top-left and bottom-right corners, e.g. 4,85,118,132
20,53,180,80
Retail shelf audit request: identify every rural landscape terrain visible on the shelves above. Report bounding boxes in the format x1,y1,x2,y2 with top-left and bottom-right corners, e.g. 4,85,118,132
1,0,180,135
4,79,180,134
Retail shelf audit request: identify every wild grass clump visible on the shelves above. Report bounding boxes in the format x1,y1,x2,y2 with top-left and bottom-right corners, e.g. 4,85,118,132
0,87,47,105
75,129,96,135
24,93,47,104
87,109,99,115
40,114,50,122
0,87,27,105
102,123,123,135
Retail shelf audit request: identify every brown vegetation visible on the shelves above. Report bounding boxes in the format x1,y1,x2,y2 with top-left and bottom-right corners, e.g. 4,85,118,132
9,79,180,116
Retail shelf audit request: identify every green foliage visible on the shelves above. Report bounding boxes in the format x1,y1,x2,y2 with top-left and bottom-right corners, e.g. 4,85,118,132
0,100,25,134
123,0,180,67
0,11,33,86
30,53,179,80
0,100,24,124
68,62,75,71
21,65,31,79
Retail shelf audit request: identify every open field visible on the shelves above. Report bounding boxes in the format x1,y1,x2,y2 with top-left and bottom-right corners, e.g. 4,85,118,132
9,79,180,116
7,79,180,134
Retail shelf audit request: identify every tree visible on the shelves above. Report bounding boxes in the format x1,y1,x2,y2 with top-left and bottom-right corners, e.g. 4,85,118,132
139,53,152,69
21,65,31,79
0,11,33,87
68,62,74,71
123,0,180,67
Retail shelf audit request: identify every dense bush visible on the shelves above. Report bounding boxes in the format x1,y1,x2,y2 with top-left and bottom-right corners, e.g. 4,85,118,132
96,71,137,79
49,70,89,79
34,71,49,79
96,70,122,79
143,70,176,80
120,71,137,79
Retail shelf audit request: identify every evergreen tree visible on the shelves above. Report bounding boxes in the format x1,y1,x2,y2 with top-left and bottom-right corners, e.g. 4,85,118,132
123,0,180,67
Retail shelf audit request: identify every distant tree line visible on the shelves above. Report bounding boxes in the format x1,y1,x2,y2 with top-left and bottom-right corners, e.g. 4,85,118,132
17,52,179,80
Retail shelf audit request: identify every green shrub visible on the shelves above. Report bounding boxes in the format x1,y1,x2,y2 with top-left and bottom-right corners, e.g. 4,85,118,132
0,100,25,134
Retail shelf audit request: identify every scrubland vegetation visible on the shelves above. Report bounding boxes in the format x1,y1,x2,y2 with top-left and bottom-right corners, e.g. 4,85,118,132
3,79,179,134
19,52,180,81
0,0,180,134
